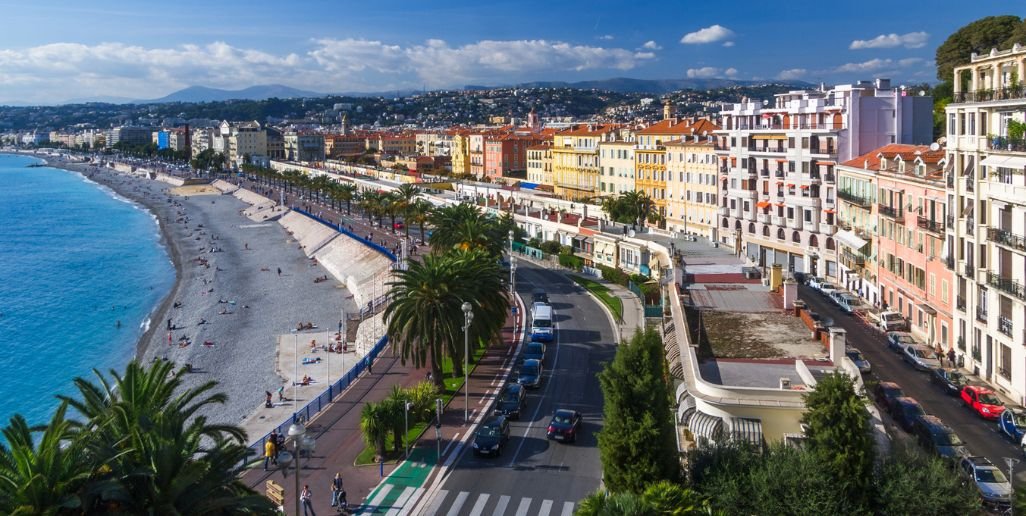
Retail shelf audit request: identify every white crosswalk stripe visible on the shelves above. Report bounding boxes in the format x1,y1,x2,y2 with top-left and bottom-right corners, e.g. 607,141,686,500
419,489,575,516
359,484,393,514
384,487,419,516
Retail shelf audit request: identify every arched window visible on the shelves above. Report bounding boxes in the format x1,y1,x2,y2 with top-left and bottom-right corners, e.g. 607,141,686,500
735,220,742,230
748,223,756,234
762,225,770,237
777,228,785,240
721,217,729,228
826,237,835,250
809,234,819,248
792,231,801,243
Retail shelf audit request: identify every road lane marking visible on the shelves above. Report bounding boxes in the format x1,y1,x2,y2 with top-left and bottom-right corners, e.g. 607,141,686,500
384,487,417,516
492,495,511,516
514,497,532,516
537,500,552,516
445,491,469,516
560,501,574,516
421,490,449,516
510,320,560,466
441,433,460,456
362,484,394,513
467,493,490,516
396,488,424,516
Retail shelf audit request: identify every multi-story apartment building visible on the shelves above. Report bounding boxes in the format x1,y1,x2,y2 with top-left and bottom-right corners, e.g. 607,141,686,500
283,131,325,163
374,133,417,156
597,138,636,196
468,132,487,178
946,44,1026,403
228,121,268,166
106,126,152,148
835,158,877,297
451,132,469,176
190,127,214,156
552,124,618,200
415,131,453,157
716,79,933,276
324,134,365,160
484,134,544,180
266,127,285,161
635,116,719,218
526,143,552,186
665,136,720,239
838,145,951,349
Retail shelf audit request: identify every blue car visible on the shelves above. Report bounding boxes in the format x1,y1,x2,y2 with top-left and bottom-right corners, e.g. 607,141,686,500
998,408,1026,444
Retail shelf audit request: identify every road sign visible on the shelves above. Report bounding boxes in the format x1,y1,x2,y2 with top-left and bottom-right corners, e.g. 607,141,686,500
265,480,284,506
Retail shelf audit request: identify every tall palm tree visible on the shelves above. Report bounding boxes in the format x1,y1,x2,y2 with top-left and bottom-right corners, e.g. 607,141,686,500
337,183,358,216
428,203,503,257
394,184,421,238
360,402,389,462
407,199,434,243
382,192,401,233
59,360,274,514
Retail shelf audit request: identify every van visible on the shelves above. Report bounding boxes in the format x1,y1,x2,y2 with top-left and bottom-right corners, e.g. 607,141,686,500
531,303,554,342
878,310,908,332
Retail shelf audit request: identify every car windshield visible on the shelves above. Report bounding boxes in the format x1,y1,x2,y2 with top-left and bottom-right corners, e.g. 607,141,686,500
847,351,864,362
527,344,543,354
885,387,904,398
553,414,571,424
534,319,552,328
976,468,1008,483
947,371,966,385
478,426,500,437
522,364,538,376
904,404,924,417
979,393,1004,405
502,390,519,402
1012,412,1026,428
933,431,963,446
909,348,926,358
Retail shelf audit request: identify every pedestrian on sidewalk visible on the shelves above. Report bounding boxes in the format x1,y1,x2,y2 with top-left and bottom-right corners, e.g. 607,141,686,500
301,485,315,516
366,357,373,375
269,429,280,464
330,473,344,507
263,438,275,471
948,348,957,367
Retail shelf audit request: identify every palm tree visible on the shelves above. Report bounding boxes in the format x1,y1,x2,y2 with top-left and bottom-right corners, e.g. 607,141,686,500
0,403,95,515
428,203,503,257
394,184,421,237
337,183,358,216
360,402,389,462
407,199,434,242
382,192,401,233
59,360,274,513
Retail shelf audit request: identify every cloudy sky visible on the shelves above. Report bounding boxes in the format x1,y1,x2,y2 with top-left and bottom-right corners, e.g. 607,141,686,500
0,0,1016,104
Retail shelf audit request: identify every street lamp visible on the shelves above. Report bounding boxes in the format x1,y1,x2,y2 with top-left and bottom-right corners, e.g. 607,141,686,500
1005,457,1019,515
461,302,474,424
404,401,413,458
291,329,299,411
287,421,306,516
508,230,516,297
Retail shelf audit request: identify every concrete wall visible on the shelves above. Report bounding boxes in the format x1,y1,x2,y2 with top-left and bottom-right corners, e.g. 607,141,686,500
313,236,392,309
154,173,185,187
278,211,341,257
212,179,239,194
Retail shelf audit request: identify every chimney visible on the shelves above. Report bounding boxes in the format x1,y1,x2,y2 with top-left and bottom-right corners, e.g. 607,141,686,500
828,327,847,364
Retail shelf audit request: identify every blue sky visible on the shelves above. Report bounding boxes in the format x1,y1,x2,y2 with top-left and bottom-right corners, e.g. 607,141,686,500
0,0,1019,104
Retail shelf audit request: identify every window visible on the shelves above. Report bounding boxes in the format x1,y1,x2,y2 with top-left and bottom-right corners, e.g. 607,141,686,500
1000,344,1012,379
948,114,956,135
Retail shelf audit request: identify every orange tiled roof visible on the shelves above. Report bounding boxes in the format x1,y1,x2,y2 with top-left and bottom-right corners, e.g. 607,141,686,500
841,144,946,178
637,118,720,136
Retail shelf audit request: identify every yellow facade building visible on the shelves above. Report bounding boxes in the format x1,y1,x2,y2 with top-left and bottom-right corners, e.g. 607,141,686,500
551,124,617,200
450,133,469,176
665,137,720,239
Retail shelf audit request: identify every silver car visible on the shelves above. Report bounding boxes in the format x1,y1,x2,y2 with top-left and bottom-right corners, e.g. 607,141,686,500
902,344,941,371
959,456,1012,508
845,348,871,373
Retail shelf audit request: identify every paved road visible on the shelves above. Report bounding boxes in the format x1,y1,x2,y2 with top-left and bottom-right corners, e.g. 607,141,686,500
798,285,1026,484
415,263,617,515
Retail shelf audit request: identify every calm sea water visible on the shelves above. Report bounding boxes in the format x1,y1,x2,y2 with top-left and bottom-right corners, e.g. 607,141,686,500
0,154,174,427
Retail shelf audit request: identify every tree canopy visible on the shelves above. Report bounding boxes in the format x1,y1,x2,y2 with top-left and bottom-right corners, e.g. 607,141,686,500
935,16,1026,82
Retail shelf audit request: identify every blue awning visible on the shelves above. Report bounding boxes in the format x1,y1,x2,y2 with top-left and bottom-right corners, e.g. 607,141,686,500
687,410,723,442
519,182,539,189
729,418,764,447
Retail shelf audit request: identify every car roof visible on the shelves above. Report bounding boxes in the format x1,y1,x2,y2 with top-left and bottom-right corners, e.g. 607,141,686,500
526,341,544,347
522,358,541,366
916,415,950,431
878,381,902,389
554,409,576,417
483,415,506,426
504,383,522,392
894,397,921,407
965,456,995,467
964,385,993,394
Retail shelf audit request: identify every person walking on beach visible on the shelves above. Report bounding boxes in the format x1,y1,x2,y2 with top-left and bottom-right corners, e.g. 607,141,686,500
301,485,315,516
167,318,172,331
277,267,282,277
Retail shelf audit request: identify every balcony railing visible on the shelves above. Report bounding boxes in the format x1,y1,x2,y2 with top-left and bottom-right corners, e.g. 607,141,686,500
946,255,956,271
837,190,872,208
989,136,1026,153
987,272,1026,303
954,86,1026,103
964,263,975,279
972,345,982,362
823,174,835,183
760,169,770,178
841,249,866,268
946,215,954,230
988,227,1026,252
878,204,899,219
947,173,954,189
999,316,1013,337
917,216,943,234
976,306,988,323
719,165,728,174
956,295,966,312
966,217,975,237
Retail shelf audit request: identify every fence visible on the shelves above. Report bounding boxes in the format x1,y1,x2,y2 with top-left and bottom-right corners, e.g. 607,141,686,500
628,280,665,318
243,207,394,467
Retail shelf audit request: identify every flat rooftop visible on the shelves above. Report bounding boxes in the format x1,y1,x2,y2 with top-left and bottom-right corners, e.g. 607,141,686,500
699,358,835,389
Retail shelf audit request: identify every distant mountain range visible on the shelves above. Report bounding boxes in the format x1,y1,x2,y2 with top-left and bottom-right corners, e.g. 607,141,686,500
145,84,325,103
491,77,815,94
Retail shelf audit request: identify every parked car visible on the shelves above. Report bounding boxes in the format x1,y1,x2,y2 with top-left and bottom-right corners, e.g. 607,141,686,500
885,331,917,352
392,221,405,230
546,409,582,443
901,344,942,371
930,368,968,396
520,341,546,363
958,456,1012,509
961,385,1006,420
517,359,543,389
806,276,825,290
874,382,905,412
494,383,526,420
912,415,969,461
845,348,871,373
531,288,549,304
889,397,926,432
831,292,860,314
878,310,909,332
472,416,510,457
998,407,1026,444
818,282,840,297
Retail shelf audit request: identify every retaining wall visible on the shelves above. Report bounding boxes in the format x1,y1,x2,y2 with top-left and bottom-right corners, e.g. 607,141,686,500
278,211,342,257
313,236,392,309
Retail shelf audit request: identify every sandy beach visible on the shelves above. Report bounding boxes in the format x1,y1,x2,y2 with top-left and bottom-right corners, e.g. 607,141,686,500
40,154,358,427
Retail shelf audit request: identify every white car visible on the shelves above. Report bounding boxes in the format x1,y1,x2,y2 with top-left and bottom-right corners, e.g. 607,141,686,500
959,456,1012,509
877,310,908,332
818,282,840,298
831,292,860,314
806,276,825,290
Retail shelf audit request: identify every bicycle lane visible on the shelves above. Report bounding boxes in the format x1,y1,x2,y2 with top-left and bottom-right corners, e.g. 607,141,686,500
354,294,526,514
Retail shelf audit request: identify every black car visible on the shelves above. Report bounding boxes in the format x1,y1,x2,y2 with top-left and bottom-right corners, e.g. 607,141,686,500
912,415,968,461
517,359,543,389
930,368,968,396
874,381,905,412
494,383,526,420
890,397,927,432
532,288,549,304
546,409,582,443
521,341,546,363
472,416,510,456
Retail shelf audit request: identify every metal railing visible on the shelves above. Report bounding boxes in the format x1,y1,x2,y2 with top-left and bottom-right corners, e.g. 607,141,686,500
964,263,975,279
987,272,1026,302
956,295,965,312
976,306,988,323
878,204,899,219
837,190,872,208
988,136,1026,152
999,316,1013,337
954,86,1026,103
946,215,954,230
916,216,943,234
988,227,1026,252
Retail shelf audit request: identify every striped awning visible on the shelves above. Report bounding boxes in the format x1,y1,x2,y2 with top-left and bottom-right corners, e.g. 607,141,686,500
677,394,696,424
729,418,764,447
687,410,723,442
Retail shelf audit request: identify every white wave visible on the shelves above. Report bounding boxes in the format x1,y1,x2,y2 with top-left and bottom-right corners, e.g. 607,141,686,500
140,317,151,332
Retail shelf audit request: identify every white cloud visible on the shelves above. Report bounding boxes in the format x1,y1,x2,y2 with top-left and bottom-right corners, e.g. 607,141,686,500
686,67,722,79
849,31,928,49
834,58,894,73
680,25,734,45
776,68,807,80
598,34,615,41
898,57,924,67
724,67,739,78
0,38,655,103
641,40,662,50
722,41,735,48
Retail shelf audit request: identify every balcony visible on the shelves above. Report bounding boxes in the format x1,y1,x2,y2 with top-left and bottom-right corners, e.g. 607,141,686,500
878,204,899,219
954,86,1026,103
971,345,982,362
987,272,1026,303
841,249,866,269
999,316,1013,337
989,136,1026,153
966,217,975,237
946,215,954,230
772,215,787,226
819,222,836,235
976,306,988,323
758,213,771,224
837,190,872,209
964,263,975,280
988,227,1026,253
823,174,835,184
774,170,785,178
916,216,943,234
956,295,966,312
760,169,770,178
789,218,804,230
718,206,728,216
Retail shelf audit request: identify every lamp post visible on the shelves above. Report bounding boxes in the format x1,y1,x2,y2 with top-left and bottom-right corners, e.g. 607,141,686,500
1005,457,1019,515
291,329,298,411
462,302,474,424
404,401,413,459
287,421,306,516
508,230,516,297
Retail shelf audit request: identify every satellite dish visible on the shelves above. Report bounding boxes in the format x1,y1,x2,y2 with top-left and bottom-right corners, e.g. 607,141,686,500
929,142,940,152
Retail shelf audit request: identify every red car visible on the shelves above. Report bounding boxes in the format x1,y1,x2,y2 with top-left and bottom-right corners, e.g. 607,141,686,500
961,385,1005,420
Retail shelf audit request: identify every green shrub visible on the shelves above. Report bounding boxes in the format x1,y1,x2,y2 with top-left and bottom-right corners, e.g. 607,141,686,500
599,265,629,286
559,254,584,270
527,238,541,249
539,240,562,254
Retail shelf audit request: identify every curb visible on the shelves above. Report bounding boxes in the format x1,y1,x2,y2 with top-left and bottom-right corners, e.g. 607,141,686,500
569,275,623,345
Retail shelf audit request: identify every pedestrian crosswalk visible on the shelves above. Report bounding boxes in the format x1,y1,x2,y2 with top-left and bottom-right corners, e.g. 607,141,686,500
421,490,574,516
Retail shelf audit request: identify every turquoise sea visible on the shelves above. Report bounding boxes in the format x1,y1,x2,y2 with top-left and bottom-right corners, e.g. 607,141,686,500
0,154,174,427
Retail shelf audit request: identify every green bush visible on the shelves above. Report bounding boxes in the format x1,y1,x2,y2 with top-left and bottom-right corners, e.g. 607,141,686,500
539,240,562,254
559,245,573,255
527,238,541,249
599,265,629,286
559,254,584,270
